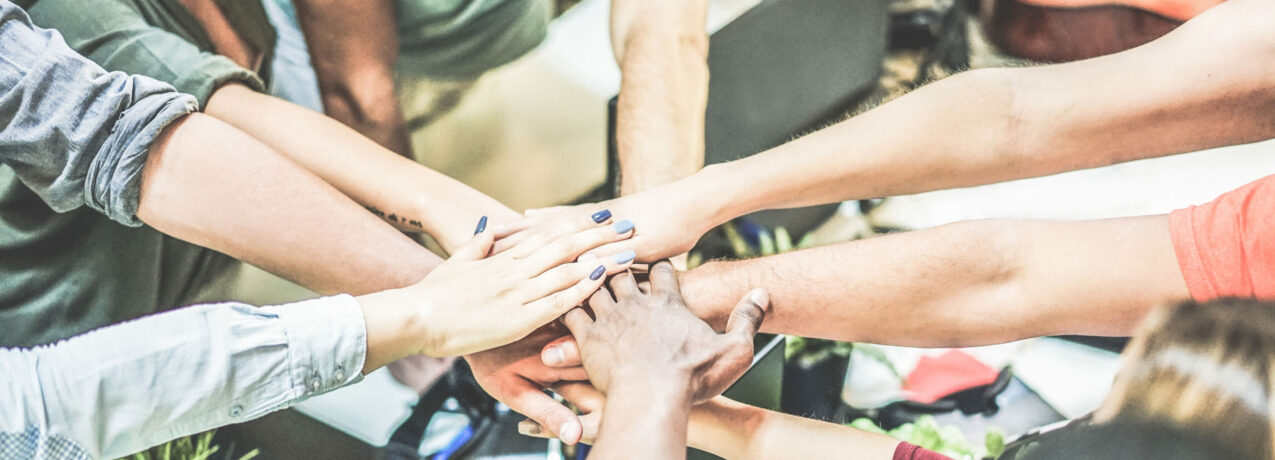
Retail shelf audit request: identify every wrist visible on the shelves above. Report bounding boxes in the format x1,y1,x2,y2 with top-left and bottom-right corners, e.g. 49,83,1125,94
690,163,756,228
608,367,695,403
355,287,434,372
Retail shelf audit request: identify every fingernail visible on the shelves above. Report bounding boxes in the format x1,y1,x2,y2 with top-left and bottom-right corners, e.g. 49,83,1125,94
612,219,634,234
473,216,488,235
542,345,565,365
748,288,769,308
612,250,636,265
559,421,581,443
518,420,541,436
589,265,606,281
591,209,612,223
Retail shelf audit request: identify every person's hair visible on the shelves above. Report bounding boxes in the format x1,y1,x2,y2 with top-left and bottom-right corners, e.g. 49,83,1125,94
1099,298,1275,459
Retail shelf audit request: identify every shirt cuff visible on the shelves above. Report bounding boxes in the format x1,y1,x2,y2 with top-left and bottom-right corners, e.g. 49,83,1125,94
262,294,368,403
84,77,197,227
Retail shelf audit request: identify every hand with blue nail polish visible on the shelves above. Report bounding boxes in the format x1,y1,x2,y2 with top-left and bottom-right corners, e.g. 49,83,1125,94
373,214,639,358
493,185,713,263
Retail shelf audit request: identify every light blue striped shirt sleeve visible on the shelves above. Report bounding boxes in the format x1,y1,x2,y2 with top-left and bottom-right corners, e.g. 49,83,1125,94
0,295,368,460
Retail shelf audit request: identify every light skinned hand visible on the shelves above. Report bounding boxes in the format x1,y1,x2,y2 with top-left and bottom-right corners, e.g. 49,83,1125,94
562,261,769,402
364,212,637,357
518,382,606,444
493,184,714,263
465,324,590,445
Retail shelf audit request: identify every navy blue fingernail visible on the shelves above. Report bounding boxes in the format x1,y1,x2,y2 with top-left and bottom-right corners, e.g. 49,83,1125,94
612,250,636,264
589,265,606,280
591,209,612,223
612,219,634,234
473,216,488,235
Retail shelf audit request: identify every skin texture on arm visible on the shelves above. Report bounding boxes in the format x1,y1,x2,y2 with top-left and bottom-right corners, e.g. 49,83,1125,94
203,83,518,253
610,0,710,194
539,216,1189,368
692,0,1275,221
502,0,1275,262
291,0,413,156
679,216,1191,347
137,113,438,295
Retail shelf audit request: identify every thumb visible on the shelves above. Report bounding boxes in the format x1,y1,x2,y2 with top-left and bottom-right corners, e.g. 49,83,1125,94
724,288,768,340
507,381,583,444
450,223,496,261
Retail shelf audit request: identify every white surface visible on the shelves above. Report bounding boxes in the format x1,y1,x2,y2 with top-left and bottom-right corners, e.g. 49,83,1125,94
1011,338,1123,419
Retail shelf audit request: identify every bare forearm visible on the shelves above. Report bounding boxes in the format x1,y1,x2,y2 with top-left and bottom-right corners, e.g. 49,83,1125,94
677,0,1275,227
689,398,898,460
204,84,518,252
612,0,709,194
593,379,692,459
293,0,413,156
138,113,439,295
680,217,1189,347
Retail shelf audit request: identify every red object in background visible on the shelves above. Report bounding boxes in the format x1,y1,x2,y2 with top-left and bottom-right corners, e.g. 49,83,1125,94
903,350,999,404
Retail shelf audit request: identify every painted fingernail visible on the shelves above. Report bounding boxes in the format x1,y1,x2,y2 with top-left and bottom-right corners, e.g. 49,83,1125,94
559,421,581,443
473,216,488,235
591,209,612,223
612,219,634,234
612,250,636,265
518,420,541,436
589,265,606,281
542,345,565,365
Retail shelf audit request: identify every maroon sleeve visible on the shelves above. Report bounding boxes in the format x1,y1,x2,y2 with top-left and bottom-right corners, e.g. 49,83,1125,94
893,442,954,460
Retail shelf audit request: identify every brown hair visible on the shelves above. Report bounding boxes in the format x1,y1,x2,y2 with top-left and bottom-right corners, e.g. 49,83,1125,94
1098,298,1275,459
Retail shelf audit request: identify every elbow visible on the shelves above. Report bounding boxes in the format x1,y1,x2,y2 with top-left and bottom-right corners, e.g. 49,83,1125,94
317,70,403,132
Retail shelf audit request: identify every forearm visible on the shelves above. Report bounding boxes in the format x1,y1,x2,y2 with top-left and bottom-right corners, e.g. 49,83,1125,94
592,378,693,459
138,113,440,295
204,83,518,252
688,398,898,460
680,216,1189,347
293,0,413,156
612,0,709,194
672,0,1275,227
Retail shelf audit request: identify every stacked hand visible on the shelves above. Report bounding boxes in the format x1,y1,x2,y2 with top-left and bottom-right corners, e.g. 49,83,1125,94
515,261,769,442
495,184,718,263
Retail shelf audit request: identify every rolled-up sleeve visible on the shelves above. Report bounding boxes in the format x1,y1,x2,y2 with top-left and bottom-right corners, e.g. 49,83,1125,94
0,295,368,459
0,1,197,226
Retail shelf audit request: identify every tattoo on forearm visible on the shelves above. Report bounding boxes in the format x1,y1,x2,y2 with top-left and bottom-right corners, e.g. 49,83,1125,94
364,206,424,229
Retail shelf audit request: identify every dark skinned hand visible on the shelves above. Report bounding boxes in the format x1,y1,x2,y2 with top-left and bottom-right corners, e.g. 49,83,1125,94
561,261,769,403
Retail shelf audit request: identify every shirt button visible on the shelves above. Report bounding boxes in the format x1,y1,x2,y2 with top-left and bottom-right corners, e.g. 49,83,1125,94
229,405,244,418
334,366,346,382
308,371,323,393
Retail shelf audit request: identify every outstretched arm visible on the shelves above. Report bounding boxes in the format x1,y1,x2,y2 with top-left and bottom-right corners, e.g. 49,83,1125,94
681,0,1275,223
204,83,519,253
610,0,710,194
138,113,438,295
504,0,1275,262
678,216,1189,347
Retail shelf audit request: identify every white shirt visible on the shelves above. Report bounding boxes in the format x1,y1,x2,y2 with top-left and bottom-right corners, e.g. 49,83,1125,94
0,295,367,459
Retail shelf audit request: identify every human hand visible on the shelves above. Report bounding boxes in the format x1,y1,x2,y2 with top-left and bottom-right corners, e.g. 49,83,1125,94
361,212,637,358
518,382,606,444
494,183,717,263
562,261,769,403
465,324,589,444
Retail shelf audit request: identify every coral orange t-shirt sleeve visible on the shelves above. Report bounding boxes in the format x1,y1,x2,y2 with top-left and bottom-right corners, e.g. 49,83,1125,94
1169,175,1275,301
